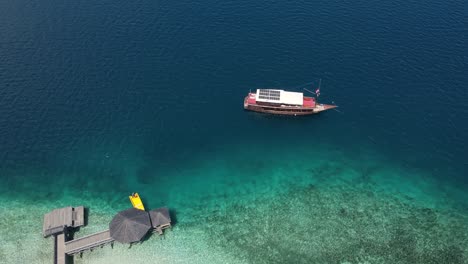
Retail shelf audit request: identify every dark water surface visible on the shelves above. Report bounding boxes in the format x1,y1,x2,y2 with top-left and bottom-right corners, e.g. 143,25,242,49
1,0,466,179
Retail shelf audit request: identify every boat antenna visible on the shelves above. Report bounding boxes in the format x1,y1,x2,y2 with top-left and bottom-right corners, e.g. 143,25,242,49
303,88,315,94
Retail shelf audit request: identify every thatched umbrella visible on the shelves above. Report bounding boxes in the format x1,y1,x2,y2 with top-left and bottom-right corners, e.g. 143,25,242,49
109,208,151,243
149,207,171,228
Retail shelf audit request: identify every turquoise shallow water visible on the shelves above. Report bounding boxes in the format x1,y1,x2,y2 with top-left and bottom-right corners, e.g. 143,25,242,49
1,0,467,263
1,141,467,263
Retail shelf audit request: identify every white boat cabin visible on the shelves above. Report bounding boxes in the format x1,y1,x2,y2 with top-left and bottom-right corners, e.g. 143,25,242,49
255,89,303,106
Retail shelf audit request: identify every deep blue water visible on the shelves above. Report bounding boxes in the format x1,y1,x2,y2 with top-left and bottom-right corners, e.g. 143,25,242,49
1,0,467,194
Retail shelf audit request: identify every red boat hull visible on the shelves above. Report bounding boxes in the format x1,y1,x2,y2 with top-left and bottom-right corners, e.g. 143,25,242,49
243,95,337,116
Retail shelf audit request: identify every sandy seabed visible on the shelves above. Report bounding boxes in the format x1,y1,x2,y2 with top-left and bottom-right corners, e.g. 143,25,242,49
1,143,467,264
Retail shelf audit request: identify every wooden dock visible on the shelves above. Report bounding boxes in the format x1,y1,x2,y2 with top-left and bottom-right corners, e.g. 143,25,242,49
52,230,114,264
65,230,114,255
44,205,172,264
55,234,66,264
43,206,85,237
43,206,113,264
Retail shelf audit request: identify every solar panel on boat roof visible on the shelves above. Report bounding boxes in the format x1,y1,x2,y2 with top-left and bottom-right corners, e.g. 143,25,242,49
258,89,281,101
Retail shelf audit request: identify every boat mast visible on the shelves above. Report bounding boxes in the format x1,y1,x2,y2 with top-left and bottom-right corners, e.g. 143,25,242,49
316,79,321,98
303,79,321,98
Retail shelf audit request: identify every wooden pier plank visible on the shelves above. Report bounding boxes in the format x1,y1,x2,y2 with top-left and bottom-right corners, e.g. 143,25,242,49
43,206,85,237
64,230,114,255
56,234,66,264
72,206,85,227
43,207,72,237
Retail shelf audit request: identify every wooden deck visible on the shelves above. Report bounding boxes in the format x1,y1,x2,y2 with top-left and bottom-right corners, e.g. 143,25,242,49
65,230,114,255
55,234,66,264
43,206,85,237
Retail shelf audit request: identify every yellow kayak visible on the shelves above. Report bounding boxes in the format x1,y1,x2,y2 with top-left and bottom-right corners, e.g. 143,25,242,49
129,193,145,210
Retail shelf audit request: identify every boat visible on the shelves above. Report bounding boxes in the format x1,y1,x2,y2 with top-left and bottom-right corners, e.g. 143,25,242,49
129,192,145,210
243,84,337,116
